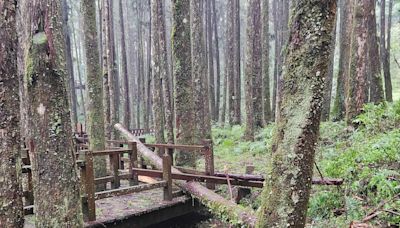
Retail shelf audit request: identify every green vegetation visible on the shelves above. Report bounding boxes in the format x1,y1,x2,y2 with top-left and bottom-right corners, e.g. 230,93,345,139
210,102,400,227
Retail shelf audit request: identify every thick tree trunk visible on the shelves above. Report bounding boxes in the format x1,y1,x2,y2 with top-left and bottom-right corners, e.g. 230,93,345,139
345,0,368,124
244,0,262,141
115,123,257,226
256,1,337,227
25,1,84,226
173,0,196,166
332,0,353,121
368,0,385,103
119,0,131,129
191,0,211,140
83,0,107,189
0,1,24,227
102,0,111,139
262,0,272,124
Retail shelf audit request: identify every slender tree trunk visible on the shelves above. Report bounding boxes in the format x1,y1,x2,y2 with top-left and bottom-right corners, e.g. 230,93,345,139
72,28,87,125
84,0,107,189
244,0,262,141
119,0,131,128
226,0,236,125
233,0,242,125
383,0,393,102
345,0,368,124
25,0,84,226
257,1,337,226
332,0,353,121
151,0,166,148
368,0,385,103
206,0,216,121
321,17,338,121
212,0,221,123
137,0,145,129
262,0,272,124
62,0,78,128
191,0,211,139
0,1,24,227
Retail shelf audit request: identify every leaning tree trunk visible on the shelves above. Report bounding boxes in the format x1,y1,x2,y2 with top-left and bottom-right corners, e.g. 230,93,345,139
256,1,337,227
332,0,353,121
367,0,385,103
173,0,196,167
345,0,368,124
25,0,84,226
244,0,262,141
0,1,24,227
83,0,107,189
262,0,272,124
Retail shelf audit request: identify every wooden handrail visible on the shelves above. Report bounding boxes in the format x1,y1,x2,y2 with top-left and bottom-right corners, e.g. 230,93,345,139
95,181,167,200
144,143,206,151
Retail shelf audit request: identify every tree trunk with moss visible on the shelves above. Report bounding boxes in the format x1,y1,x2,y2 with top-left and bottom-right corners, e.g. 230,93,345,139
367,0,384,104
212,0,221,122
25,1,84,226
256,1,337,227
383,0,393,102
345,0,368,124
244,0,262,141
102,0,111,140
0,1,24,227
119,0,130,129
82,0,107,189
173,0,196,166
233,0,241,125
262,0,272,124
226,0,236,125
191,0,211,140
151,0,166,148
332,0,353,121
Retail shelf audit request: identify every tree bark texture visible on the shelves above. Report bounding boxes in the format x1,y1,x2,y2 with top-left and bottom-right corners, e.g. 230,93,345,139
0,1,24,227
262,0,272,124
25,1,84,226
256,1,337,227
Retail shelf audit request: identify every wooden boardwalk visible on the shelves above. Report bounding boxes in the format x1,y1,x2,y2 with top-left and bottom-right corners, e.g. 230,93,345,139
24,188,194,228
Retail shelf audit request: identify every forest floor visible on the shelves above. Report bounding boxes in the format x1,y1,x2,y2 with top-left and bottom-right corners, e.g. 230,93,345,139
205,101,400,227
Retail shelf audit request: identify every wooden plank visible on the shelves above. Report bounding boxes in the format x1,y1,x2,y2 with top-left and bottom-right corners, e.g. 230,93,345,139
128,142,139,185
95,181,167,200
84,150,96,221
203,139,215,189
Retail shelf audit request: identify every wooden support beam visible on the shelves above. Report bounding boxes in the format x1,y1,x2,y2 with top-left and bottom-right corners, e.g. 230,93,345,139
83,150,96,221
203,139,215,189
143,143,205,151
163,154,173,201
128,142,139,185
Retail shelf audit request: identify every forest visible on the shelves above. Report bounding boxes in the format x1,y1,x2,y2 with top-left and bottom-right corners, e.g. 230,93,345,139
0,0,399,227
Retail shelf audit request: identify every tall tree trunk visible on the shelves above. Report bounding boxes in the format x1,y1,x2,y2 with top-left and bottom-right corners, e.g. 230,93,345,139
262,0,272,124
137,0,145,129
173,0,196,166
207,0,216,121
332,0,353,121
151,0,166,148
191,0,211,140
383,0,393,102
25,0,84,226
0,1,24,227
72,28,87,125
102,0,111,139
119,0,131,128
345,0,368,124
212,0,221,123
368,0,385,103
226,0,236,125
153,0,174,145
62,0,78,128
233,0,242,125
257,1,337,226
244,0,262,141
321,17,338,121
84,0,107,189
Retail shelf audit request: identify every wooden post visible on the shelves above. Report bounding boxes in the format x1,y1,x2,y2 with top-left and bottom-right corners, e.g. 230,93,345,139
110,152,120,189
83,150,96,221
139,138,146,168
119,143,124,169
163,153,173,201
128,142,138,186
203,139,215,190
26,141,34,206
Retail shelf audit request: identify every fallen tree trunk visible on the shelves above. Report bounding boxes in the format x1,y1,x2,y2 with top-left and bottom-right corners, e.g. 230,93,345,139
114,123,257,226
